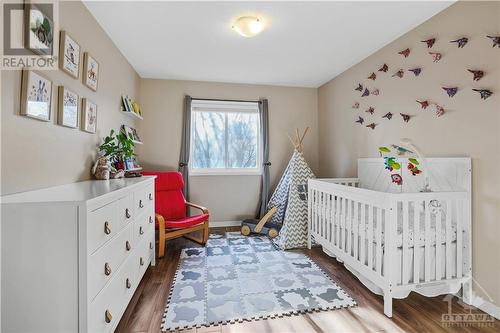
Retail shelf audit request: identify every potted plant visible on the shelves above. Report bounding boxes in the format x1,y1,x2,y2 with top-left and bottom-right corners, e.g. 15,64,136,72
98,129,136,171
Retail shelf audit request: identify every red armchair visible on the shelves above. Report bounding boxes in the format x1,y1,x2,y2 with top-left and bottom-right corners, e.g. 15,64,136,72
142,171,209,258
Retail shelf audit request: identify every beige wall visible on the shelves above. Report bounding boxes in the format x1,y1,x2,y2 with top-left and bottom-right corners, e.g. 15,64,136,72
318,1,500,305
138,79,318,222
1,1,140,195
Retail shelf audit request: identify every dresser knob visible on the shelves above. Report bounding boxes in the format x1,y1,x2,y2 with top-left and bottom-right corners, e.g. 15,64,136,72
149,242,153,249
149,193,153,200
104,222,111,235
140,257,144,266
139,226,144,235
125,208,131,219
105,310,112,323
104,263,112,276
126,241,131,251
139,200,144,208
149,216,153,224
126,278,131,289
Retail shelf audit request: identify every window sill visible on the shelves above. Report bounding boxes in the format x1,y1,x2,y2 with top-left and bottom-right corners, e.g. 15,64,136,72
189,170,262,177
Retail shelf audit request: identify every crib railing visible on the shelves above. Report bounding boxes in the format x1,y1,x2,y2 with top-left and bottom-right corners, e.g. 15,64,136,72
308,178,471,317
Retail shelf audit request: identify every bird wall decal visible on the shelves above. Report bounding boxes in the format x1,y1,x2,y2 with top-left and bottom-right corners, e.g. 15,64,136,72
416,100,430,109
378,63,389,72
486,35,500,48
472,89,493,100
467,69,484,81
429,52,442,62
382,112,393,120
408,68,422,76
421,38,436,48
398,48,411,57
450,37,468,48
368,72,376,80
442,87,458,98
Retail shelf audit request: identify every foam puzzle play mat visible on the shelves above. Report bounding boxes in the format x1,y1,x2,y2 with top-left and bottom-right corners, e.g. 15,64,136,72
161,232,356,331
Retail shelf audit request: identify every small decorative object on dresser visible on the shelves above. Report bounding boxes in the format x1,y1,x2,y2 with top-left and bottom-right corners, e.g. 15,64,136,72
92,156,110,180
24,3,54,55
59,31,81,78
20,70,52,121
58,86,79,128
81,98,97,133
1,177,156,332
82,52,99,91
21,70,52,121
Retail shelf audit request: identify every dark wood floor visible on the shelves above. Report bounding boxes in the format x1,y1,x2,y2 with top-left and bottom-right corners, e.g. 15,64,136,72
116,227,499,333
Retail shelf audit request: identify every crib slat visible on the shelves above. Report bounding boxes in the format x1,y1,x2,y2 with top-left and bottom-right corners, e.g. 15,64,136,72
402,201,409,284
314,190,318,235
347,199,352,255
335,194,340,247
367,205,374,270
375,207,382,274
445,200,452,279
353,201,359,261
322,192,326,240
413,200,420,284
456,200,463,278
435,208,443,281
341,198,346,251
360,203,366,265
424,200,431,282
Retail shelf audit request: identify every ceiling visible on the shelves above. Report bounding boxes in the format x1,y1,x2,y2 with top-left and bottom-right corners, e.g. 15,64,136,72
84,1,453,88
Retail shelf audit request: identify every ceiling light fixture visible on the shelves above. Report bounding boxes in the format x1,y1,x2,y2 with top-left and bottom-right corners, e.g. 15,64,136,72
232,16,264,38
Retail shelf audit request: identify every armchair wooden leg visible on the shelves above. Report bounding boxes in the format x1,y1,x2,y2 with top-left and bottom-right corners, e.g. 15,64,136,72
158,230,166,258
203,220,209,244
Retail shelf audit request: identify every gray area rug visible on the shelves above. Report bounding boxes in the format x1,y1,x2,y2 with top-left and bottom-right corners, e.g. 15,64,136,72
162,232,356,331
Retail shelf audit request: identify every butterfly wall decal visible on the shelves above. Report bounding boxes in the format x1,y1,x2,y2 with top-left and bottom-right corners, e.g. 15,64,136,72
355,83,363,91
442,87,458,97
400,113,411,122
429,52,442,62
368,72,376,80
362,88,370,97
352,102,360,109
421,38,436,48
408,68,422,76
467,69,484,81
486,35,500,48
392,69,404,78
378,64,389,72
382,112,393,120
366,123,377,130
371,88,380,96
450,37,468,48
366,106,375,115
435,104,445,117
472,89,493,100
416,100,430,109
355,116,364,124
398,48,410,58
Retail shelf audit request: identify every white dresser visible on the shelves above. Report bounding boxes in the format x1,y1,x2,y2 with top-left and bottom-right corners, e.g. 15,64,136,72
1,177,156,333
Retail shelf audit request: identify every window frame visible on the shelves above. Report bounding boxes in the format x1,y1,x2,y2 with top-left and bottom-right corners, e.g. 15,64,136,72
189,99,262,176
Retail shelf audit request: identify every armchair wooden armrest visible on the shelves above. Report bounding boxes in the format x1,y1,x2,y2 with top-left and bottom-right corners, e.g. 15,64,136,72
185,202,209,214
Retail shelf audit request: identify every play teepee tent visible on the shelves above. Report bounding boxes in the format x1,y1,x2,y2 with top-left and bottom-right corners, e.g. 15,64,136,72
268,128,315,250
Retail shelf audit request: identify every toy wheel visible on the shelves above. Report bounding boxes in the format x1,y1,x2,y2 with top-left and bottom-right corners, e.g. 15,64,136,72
241,225,251,236
268,228,278,239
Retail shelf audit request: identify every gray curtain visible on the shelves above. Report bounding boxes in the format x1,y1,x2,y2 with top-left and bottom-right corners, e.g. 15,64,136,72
257,99,271,218
178,95,192,200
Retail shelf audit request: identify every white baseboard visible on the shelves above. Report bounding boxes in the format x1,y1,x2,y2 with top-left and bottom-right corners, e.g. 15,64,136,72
209,221,241,228
472,295,500,320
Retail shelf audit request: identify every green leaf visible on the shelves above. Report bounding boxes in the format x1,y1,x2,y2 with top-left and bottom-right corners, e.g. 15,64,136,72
379,146,391,153
409,158,419,165
391,162,401,170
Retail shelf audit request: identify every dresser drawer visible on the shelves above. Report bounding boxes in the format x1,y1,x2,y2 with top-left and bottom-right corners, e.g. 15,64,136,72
88,255,134,333
116,193,134,227
135,232,154,283
87,202,118,254
134,211,154,245
88,223,133,300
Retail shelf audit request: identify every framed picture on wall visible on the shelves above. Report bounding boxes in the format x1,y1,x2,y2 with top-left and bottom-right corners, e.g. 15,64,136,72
82,52,99,91
24,3,54,56
81,98,97,133
20,70,52,121
57,86,79,128
59,31,81,78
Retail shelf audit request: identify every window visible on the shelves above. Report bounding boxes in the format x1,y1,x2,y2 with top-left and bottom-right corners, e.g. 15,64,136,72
190,100,261,175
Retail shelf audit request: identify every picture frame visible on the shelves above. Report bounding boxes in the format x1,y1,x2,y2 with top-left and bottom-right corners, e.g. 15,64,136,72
82,52,99,91
24,3,54,56
81,98,98,133
20,70,52,121
57,86,79,128
59,31,81,78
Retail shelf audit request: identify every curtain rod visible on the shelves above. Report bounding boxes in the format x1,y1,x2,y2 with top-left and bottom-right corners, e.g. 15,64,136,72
191,97,261,104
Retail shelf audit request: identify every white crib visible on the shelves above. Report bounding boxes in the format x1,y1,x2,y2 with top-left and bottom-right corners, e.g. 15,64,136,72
308,158,472,317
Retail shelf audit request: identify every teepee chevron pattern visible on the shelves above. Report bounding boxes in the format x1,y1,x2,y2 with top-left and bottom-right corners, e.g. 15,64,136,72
270,149,315,250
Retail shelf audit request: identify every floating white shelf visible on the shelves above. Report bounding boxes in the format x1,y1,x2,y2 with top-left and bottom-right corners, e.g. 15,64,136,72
121,110,143,120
